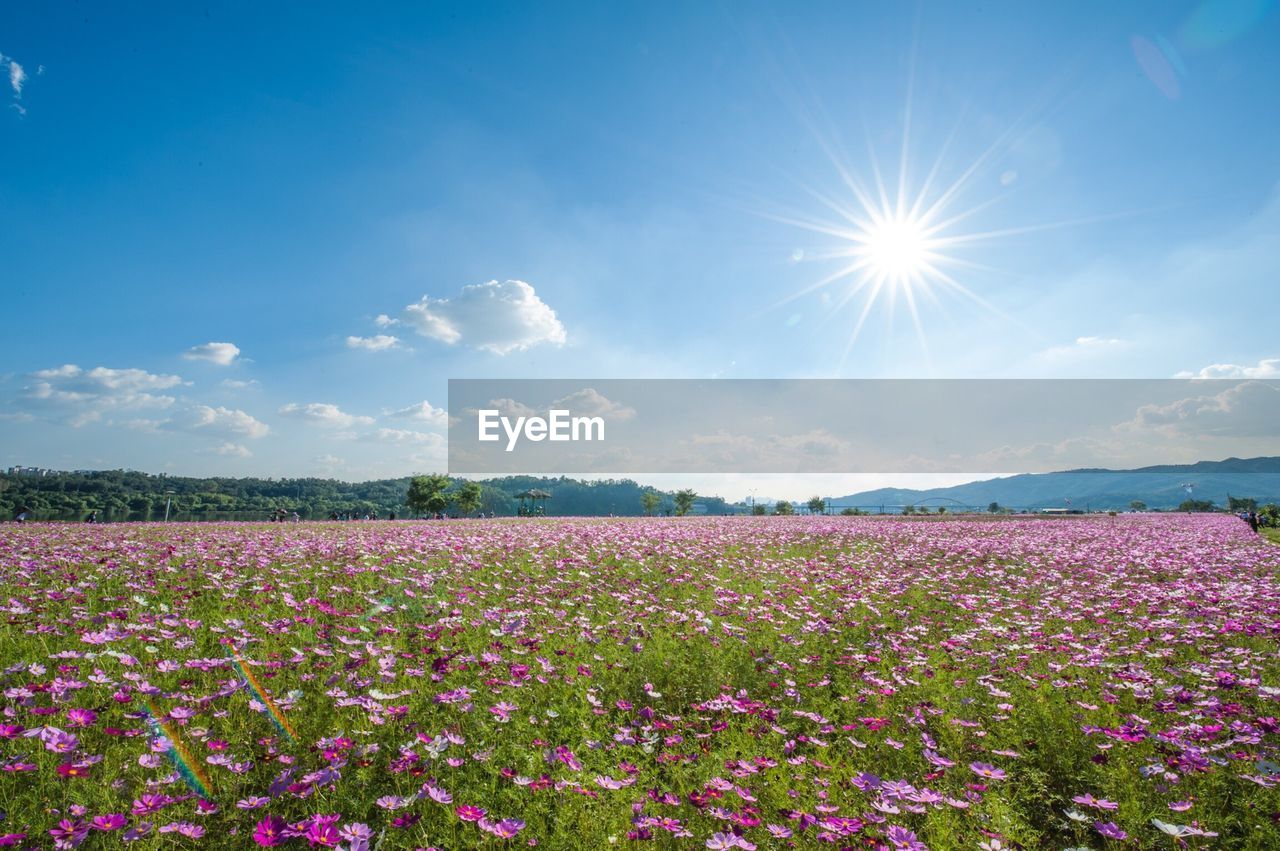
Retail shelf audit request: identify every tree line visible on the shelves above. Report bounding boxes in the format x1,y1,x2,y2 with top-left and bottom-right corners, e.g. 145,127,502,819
0,469,731,521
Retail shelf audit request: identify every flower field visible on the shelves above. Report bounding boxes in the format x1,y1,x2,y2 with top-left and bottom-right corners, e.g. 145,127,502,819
1,515,1278,850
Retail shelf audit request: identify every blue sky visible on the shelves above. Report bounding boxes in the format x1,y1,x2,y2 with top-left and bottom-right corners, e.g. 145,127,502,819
2,1,1278,498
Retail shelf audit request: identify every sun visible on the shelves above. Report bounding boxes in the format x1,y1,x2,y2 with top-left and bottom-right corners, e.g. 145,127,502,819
766,138,1020,358
860,215,932,282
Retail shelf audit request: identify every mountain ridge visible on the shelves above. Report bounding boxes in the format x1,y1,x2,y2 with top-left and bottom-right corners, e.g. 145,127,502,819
829,456,1280,510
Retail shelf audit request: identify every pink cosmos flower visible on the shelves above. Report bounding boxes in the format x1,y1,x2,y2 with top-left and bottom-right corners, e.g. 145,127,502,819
66,709,97,727
455,804,487,822
91,814,127,831
969,762,1006,780
253,815,288,847
48,819,89,849
1073,793,1119,810
303,815,342,847
1094,821,1128,840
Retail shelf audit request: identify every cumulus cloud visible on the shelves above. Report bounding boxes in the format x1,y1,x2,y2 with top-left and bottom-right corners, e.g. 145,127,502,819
1123,380,1280,439
208,442,252,458
165,405,270,439
388,400,448,427
399,279,566,355
22,364,184,426
346,334,401,351
368,427,446,448
672,428,852,471
278,402,374,428
551,388,636,421
1174,357,1279,379
464,398,537,419
183,342,241,366
220,378,259,390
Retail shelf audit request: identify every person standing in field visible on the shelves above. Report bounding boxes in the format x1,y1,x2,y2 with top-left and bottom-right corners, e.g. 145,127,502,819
1247,511,1259,534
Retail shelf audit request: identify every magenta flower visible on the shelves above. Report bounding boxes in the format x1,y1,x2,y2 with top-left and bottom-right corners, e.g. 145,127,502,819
303,815,342,847
969,762,1006,780
45,730,79,753
253,815,288,847
422,783,453,804
1094,821,1128,840
48,819,89,849
90,814,127,831
66,709,98,727
885,825,927,850
480,818,525,838
455,804,487,822
1073,793,1119,810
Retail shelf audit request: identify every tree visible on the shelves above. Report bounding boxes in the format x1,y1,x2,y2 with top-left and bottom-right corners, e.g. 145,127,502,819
988,501,1001,514
840,507,863,516
1129,500,1147,512
751,503,767,516
774,500,794,516
640,489,661,516
1227,495,1258,513
1177,498,1215,513
407,474,451,517
673,489,697,516
454,480,483,516
807,496,826,515
902,504,916,515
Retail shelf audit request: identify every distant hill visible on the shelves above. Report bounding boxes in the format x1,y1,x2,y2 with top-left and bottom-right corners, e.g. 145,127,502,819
831,457,1280,511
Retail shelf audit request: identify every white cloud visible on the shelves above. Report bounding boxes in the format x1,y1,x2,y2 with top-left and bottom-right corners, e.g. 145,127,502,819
346,334,401,351
1039,336,1130,360
388,400,448,427
278,402,375,428
1174,357,1279,379
22,364,183,426
5,56,25,96
369,427,446,448
183,342,241,366
1124,380,1280,439
313,454,344,467
399,279,566,355
209,442,251,458
220,378,260,390
551,388,636,421
166,405,270,439
470,398,537,419
1,52,27,113
374,314,399,328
